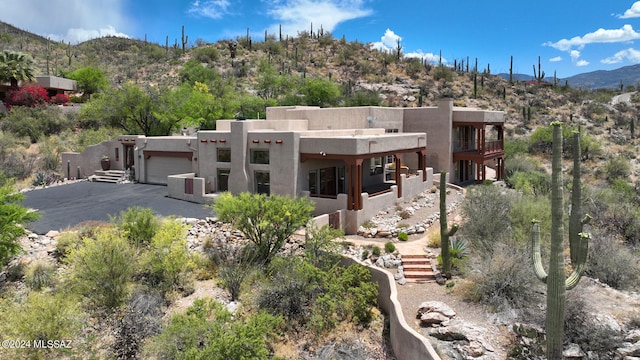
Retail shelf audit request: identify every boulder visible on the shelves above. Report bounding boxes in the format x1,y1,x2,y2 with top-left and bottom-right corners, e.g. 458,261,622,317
419,312,450,326
417,301,456,319
563,343,586,359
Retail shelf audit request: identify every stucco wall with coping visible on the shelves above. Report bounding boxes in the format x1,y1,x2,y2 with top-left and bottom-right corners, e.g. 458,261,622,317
61,139,122,179
302,191,349,216
453,108,504,123
268,106,404,131
339,257,441,360
167,173,206,203
401,169,433,199
299,133,426,155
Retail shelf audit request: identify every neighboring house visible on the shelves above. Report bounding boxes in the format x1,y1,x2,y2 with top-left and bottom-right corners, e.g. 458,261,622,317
0,75,77,101
62,99,505,234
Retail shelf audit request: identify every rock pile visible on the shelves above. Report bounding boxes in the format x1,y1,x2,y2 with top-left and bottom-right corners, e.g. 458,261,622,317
356,189,463,239
417,301,498,359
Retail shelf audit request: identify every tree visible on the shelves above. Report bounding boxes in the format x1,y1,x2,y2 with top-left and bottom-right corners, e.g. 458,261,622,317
300,78,341,107
66,66,109,100
213,193,314,264
157,82,222,130
0,50,35,89
0,179,40,265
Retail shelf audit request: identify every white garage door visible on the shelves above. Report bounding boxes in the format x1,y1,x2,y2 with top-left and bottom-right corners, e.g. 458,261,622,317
145,156,193,185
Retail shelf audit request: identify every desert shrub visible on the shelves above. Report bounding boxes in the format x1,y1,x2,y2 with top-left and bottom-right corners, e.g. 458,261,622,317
0,291,82,359
508,194,551,244
506,170,551,196
259,257,323,321
55,231,82,258
0,180,39,265
371,245,381,257
427,230,441,247
504,137,529,157
585,186,640,245
112,206,160,247
209,241,256,301
586,232,640,290
0,106,72,143
564,292,625,356
384,241,396,253
304,222,344,269
113,291,163,359
24,260,55,290
459,185,513,256
192,46,220,63
464,243,539,312
259,257,377,334
144,298,281,360
361,249,369,260
397,232,408,241
66,229,135,309
141,220,192,294
604,156,631,182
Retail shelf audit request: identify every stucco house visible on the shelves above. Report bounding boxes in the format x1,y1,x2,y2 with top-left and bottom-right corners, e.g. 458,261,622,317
62,99,504,234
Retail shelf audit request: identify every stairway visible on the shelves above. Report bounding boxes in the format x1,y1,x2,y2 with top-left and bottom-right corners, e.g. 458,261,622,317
90,170,127,183
401,254,436,282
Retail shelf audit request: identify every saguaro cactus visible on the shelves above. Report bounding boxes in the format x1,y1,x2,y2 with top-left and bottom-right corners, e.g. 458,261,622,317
531,122,591,359
440,171,459,279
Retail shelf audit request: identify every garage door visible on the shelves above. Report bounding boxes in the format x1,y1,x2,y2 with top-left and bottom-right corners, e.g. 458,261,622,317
145,155,193,185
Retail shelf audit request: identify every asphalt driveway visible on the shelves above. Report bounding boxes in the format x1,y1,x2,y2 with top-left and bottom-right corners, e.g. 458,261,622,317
21,182,213,234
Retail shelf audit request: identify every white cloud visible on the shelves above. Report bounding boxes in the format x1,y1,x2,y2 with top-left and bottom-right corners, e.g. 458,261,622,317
619,2,640,18
570,50,581,62
405,50,444,64
0,0,129,43
371,29,401,52
188,0,232,19
576,60,589,66
601,48,640,64
266,0,372,36
550,56,562,62
544,24,640,51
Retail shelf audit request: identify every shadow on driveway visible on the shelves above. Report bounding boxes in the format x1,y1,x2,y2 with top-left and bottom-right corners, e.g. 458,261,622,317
22,182,213,234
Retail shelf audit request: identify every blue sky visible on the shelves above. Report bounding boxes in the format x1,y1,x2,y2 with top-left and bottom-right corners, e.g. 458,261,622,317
3,0,640,78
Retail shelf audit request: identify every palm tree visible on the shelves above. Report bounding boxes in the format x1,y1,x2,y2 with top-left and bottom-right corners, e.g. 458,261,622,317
0,50,35,89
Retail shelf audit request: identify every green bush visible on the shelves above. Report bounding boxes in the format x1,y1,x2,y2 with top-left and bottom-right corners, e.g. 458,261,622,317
209,242,256,301
361,249,369,260
141,220,192,294
67,230,135,309
0,180,40,265
55,231,82,258
371,245,381,257
0,292,82,359
144,298,282,360
304,222,344,269
384,241,396,253
113,206,160,247
213,192,314,264
24,260,55,290
192,46,220,63
397,232,408,241
604,157,631,182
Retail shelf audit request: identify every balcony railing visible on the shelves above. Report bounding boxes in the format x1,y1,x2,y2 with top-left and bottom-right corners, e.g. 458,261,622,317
453,140,503,155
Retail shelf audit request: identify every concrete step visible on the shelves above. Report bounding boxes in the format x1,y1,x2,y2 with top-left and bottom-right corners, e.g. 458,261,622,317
400,253,435,282
91,170,127,183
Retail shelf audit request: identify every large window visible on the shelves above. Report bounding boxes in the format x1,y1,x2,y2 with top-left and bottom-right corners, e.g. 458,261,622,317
217,169,230,192
255,171,270,195
250,149,269,164
217,148,231,162
309,166,345,197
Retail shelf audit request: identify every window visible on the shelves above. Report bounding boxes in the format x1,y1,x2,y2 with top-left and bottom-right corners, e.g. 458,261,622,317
250,149,269,164
385,128,399,133
255,171,270,195
217,169,230,192
309,167,345,197
217,148,231,162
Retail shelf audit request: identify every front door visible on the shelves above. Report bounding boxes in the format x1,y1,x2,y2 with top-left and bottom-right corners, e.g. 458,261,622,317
123,144,135,170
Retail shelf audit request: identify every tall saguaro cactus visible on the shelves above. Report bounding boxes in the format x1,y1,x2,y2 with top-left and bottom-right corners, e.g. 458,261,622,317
531,122,591,359
440,171,459,279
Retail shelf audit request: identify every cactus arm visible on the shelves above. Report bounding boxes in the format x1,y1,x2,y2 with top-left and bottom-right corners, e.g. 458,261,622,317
565,232,591,290
531,221,548,283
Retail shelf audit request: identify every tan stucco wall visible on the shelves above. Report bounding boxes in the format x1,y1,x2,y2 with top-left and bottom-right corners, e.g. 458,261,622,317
339,257,441,360
134,136,197,184
267,106,404,131
404,99,454,175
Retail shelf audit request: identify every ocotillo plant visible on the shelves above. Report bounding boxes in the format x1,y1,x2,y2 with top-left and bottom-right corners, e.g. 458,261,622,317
439,171,458,279
531,122,591,360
